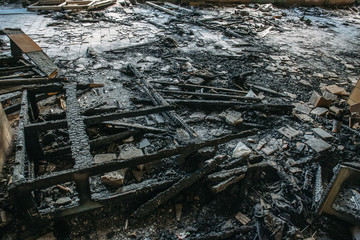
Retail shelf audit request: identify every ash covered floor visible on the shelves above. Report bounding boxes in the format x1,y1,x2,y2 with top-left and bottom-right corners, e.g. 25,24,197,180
1,1,360,239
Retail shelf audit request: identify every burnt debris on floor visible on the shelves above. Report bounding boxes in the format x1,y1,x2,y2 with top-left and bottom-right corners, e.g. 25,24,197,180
0,1,360,239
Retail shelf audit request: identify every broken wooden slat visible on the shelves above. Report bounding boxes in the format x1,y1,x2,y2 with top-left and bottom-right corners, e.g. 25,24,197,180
131,155,226,218
146,1,181,17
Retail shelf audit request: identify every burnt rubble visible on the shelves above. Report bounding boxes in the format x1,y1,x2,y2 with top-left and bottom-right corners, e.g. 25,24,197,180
1,1,360,239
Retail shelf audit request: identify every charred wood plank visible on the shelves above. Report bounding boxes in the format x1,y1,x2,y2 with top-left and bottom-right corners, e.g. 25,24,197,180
210,174,245,194
26,105,174,133
150,80,248,94
0,81,102,95
94,178,178,204
4,103,20,114
167,99,294,113
167,99,248,108
189,226,255,240
0,77,67,86
103,121,170,133
12,90,29,182
158,89,260,101
0,72,36,79
131,155,227,218
11,130,257,192
0,65,34,76
64,83,92,168
0,91,22,104
207,161,270,183
3,28,59,78
84,105,175,126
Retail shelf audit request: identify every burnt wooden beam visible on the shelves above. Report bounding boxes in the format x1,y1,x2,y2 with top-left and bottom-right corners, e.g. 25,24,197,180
0,91,22,104
10,130,257,192
167,99,293,112
158,89,260,101
0,72,36,79
94,178,178,204
64,83,93,168
0,77,67,86
25,105,174,133
150,80,248,94
12,90,29,182
207,161,270,183
102,122,170,133
131,155,227,218
84,105,175,126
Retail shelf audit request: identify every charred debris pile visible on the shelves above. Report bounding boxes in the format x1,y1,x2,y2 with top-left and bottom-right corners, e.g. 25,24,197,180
1,2,360,239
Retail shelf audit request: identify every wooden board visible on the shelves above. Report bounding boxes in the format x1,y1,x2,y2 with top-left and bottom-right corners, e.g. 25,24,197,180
0,103,12,175
28,0,115,11
6,33,42,53
3,29,58,78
